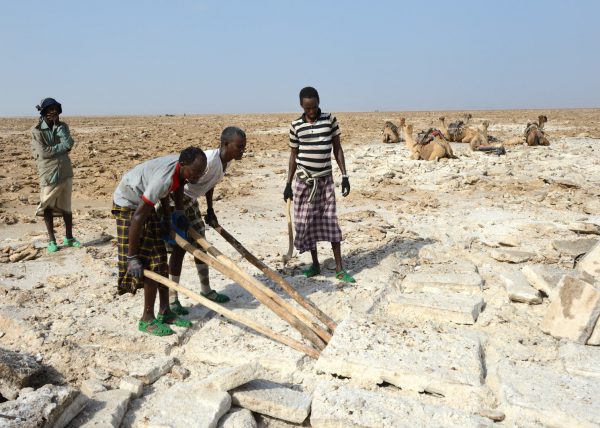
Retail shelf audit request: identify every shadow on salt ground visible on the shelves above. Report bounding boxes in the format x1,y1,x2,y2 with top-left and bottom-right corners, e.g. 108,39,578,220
183,236,435,314
337,236,435,277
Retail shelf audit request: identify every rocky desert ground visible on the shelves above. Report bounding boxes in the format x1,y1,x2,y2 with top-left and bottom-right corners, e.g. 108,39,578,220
1,109,599,427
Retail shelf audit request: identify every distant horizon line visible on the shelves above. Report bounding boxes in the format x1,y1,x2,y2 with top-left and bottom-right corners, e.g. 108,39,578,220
2,106,599,120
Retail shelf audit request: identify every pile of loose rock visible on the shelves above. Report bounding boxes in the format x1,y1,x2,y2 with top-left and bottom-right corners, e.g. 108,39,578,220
0,244,40,264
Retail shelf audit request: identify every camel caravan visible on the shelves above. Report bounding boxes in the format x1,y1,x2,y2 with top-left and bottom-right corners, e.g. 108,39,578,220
380,113,551,161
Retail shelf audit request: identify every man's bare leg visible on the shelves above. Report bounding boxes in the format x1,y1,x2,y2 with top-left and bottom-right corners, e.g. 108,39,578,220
44,209,56,242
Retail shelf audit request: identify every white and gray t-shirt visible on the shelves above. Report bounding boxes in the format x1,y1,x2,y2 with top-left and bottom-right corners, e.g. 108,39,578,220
184,149,229,199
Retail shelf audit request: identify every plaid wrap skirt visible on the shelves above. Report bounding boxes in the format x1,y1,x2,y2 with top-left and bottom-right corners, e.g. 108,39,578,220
293,175,343,253
112,203,168,294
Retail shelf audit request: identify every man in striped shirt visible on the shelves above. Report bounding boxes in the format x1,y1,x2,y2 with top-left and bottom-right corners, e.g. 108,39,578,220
283,87,355,284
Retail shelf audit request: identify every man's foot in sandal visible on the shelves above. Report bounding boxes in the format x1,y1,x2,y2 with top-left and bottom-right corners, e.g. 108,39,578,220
63,237,81,248
156,311,192,328
303,265,321,278
201,290,230,303
47,240,59,253
336,269,356,284
138,319,174,336
170,299,189,315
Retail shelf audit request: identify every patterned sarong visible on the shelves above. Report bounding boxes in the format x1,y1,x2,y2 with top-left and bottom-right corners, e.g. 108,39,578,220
166,194,209,285
112,203,168,294
293,175,343,253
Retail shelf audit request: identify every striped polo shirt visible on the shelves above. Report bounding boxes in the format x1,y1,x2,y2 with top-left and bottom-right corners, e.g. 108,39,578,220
289,110,341,173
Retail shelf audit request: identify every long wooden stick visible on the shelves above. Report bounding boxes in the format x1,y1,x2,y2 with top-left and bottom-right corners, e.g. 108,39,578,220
144,270,319,359
210,224,337,332
282,199,294,265
188,229,332,343
172,233,326,351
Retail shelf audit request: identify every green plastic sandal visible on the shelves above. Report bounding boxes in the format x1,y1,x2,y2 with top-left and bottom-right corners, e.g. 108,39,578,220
170,299,189,315
156,312,192,328
302,265,321,278
47,241,59,253
335,269,356,284
138,319,174,336
63,237,81,248
201,290,230,303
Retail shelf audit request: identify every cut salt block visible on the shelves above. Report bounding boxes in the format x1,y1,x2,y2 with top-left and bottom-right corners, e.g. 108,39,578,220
387,291,484,324
490,249,535,264
521,264,568,299
310,381,492,427
231,379,311,424
401,272,483,294
196,362,262,392
499,270,542,304
497,360,600,427
315,314,484,396
578,241,600,279
541,275,600,344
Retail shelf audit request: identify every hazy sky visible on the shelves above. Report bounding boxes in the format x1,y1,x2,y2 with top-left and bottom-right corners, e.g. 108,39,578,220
2,0,599,116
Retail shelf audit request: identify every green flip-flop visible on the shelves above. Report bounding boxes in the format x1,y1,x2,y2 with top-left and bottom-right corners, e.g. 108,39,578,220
138,319,174,336
47,241,59,253
63,237,81,248
302,265,321,278
335,269,356,284
170,299,189,315
156,311,192,328
201,290,230,303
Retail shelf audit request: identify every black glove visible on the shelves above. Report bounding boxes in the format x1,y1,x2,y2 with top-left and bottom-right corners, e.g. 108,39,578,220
126,255,144,278
341,176,350,197
204,207,218,227
283,182,293,201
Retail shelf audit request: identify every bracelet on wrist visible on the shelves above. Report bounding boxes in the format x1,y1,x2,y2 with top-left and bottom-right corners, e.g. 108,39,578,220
126,255,139,261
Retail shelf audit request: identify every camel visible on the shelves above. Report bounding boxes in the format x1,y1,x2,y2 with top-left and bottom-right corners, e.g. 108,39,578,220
504,115,550,146
381,119,403,144
438,114,479,143
402,120,456,161
470,121,506,155
525,115,550,146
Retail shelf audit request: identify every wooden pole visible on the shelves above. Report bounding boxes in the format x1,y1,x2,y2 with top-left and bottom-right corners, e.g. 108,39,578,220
144,270,319,359
188,229,332,343
172,233,326,351
282,199,294,265
209,225,337,332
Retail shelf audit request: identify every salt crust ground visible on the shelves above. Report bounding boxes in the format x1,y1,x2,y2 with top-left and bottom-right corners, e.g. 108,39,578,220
1,110,599,427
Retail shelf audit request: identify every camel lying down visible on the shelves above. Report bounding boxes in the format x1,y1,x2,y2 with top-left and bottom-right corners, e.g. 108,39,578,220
470,121,506,155
504,115,550,146
402,120,457,161
381,119,404,144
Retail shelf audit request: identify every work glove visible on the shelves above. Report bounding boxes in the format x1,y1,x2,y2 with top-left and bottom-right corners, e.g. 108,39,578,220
283,182,293,201
204,208,218,227
126,255,144,278
341,176,350,197
171,210,189,240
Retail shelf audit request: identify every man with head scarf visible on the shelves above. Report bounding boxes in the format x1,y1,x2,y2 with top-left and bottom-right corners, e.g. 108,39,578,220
31,98,80,253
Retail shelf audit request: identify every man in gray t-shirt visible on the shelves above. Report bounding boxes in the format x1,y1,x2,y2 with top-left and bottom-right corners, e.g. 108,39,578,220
112,147,207,336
